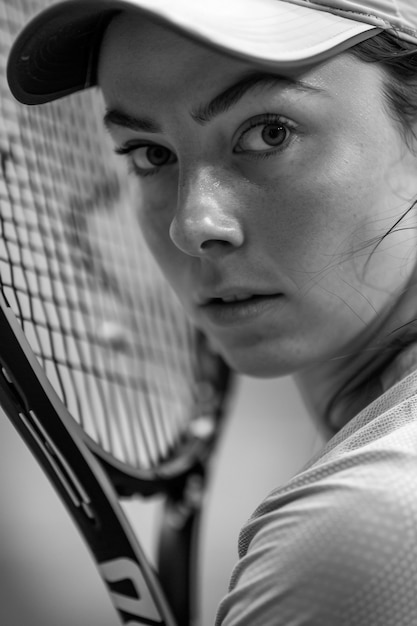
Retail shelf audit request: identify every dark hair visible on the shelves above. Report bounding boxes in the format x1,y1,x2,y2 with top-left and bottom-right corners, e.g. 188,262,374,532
349,31,417,142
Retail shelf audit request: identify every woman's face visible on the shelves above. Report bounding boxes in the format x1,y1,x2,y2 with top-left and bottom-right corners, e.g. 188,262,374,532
99,15,417,377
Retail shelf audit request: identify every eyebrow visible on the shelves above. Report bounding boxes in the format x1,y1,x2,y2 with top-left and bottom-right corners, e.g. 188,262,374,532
103,109,161,133
191,72,324,125
103,71,325,133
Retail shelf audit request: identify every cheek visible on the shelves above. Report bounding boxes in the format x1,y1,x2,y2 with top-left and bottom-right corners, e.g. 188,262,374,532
252,138,405,292
251,171,360,275
135,180,190,289
136,181,174,250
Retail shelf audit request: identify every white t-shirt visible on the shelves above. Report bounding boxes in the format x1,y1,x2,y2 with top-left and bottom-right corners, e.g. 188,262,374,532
216,353,417,625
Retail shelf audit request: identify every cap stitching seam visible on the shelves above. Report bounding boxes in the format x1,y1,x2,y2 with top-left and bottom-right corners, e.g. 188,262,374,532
281,0,417,39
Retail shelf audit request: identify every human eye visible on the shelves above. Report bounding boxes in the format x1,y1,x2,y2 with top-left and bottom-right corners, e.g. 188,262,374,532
115,142,177,177
234,114,295,156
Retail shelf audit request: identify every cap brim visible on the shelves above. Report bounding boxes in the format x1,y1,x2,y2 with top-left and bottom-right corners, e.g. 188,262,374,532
7,0,380,105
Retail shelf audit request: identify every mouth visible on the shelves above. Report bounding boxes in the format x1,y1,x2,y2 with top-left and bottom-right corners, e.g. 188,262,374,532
198,290,279,305
208,293,257,304
198,293,283,326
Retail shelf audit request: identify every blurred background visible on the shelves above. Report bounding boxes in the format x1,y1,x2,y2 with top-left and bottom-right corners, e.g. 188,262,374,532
0,374,322,626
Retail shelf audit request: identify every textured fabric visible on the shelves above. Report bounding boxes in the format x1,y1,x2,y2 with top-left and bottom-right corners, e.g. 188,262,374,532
215,354,417,625
298,0,417,42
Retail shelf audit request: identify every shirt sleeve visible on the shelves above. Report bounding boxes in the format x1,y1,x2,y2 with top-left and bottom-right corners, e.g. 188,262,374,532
215,449,417,626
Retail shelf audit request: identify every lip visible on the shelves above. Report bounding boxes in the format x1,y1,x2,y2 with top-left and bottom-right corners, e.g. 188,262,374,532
198,293,283,327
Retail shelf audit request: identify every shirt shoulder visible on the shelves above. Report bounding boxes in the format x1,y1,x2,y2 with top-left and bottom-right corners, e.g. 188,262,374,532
216,373,417,626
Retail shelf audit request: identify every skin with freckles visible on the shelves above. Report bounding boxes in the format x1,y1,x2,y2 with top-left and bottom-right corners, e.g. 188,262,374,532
98,14,417,428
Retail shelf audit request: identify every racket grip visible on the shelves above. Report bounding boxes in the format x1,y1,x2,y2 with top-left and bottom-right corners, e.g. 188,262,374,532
157,472,205,626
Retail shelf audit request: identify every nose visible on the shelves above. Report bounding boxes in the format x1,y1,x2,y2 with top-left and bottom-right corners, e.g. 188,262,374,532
169,167,244,256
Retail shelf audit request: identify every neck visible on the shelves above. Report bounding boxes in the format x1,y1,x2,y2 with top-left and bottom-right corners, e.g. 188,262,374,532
294,273,417,436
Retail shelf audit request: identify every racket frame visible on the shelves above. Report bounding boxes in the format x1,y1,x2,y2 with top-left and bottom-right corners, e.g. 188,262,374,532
0,286,179,625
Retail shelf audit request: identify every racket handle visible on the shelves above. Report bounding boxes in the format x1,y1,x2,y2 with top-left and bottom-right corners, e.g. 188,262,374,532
157,472,205,626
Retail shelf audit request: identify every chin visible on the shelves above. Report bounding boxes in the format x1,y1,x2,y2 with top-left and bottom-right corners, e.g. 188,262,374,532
216,344,300,379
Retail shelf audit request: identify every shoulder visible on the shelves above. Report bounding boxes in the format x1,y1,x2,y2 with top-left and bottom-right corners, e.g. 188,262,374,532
216,423,417,626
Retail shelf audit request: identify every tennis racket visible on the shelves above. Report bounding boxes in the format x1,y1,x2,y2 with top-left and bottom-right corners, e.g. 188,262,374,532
0,1,233,624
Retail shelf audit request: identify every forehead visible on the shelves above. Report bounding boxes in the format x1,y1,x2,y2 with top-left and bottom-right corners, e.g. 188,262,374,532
97,10,387,123
98,12,269,100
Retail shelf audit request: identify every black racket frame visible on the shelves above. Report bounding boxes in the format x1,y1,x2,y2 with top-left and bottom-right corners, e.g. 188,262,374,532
0,287,232,625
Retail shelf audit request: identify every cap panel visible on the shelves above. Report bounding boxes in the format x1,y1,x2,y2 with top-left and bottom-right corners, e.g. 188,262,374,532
286,0,417,43
142,0,377,63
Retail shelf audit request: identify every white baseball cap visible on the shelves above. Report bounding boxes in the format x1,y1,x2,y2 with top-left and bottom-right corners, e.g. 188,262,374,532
7,0,417,105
